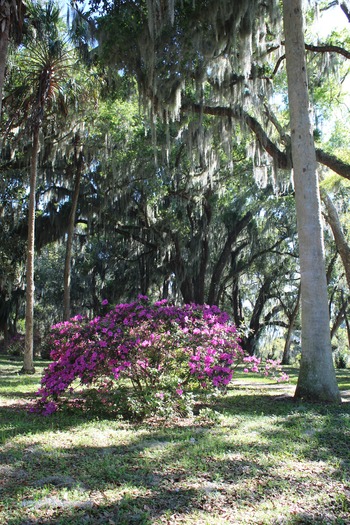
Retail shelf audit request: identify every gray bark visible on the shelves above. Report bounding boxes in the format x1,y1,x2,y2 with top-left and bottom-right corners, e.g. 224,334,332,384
189,103,350,181
283,0,340,402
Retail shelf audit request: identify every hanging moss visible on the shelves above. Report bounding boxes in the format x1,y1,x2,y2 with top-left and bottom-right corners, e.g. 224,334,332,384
94,0,281,189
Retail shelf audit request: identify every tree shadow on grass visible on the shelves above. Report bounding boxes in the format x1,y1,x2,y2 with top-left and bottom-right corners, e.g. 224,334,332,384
7,489,198,525
0,403,102,444
260,406,350,466
10,510,350,525
2,408,350,524
2,435,265,525
2,360,350,524
3,435,349,525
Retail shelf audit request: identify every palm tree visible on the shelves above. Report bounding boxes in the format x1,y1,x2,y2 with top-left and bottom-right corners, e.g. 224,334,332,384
5,0,71,373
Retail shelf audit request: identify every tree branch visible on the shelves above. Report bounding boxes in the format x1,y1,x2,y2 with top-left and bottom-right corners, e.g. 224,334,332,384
306,42,350,59
271,41,350,77
189,103,291,169
187,103,350,181
340,1,350,23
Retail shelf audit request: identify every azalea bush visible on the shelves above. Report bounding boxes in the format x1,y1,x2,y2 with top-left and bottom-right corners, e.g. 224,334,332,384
34,296,288,419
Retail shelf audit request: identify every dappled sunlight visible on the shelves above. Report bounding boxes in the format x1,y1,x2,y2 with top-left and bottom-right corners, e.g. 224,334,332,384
1,362,350,524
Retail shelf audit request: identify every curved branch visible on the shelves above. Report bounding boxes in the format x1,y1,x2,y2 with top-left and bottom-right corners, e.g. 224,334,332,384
322,191,350,289
315,148,350,179
271,41,350,77
187,103,350,181
189,103,291,169
272,54,286,77
305,43,350,59
340,1,350,23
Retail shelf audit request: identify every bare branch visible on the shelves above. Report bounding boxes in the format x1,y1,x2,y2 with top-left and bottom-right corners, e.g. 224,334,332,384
340,1,350,23
305,43,350,59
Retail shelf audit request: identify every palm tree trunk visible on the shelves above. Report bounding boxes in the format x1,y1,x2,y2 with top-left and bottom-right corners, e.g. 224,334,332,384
283,0,340,402
63,150,83,321
22,126,39,374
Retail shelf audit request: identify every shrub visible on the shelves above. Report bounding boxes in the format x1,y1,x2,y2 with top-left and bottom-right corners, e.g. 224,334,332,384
5,333,25,356
33,296,288,419
334,349,349,369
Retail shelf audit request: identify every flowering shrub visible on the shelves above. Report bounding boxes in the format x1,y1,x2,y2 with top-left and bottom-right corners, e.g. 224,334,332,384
33,296,288,419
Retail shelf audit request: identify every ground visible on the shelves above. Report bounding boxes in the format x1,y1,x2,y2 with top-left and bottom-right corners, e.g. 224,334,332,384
1,357,350,525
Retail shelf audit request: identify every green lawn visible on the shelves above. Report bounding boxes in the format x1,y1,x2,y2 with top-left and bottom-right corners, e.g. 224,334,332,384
0,356,350,524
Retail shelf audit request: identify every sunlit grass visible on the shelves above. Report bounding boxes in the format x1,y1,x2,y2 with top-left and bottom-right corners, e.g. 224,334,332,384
0,356,349,524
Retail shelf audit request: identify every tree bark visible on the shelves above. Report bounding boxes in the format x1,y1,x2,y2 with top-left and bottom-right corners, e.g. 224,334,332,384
22,126,39,374
340,1,350,23
189,103,350,181
192,197,211,304
244,277,272,355
282,284,301,365
322,191,350,291
63,149,83,321
283,0,340,402
207,212,251,305
0,0,10,117
330,297,348,340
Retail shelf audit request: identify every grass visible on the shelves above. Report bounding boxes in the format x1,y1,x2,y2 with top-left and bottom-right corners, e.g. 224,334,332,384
0,356,350,525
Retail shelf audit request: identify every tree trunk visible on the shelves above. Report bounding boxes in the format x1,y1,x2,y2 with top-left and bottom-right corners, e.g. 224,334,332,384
0,0,10,117
322,191,350,290
283,0,340,402
345,311,350,348
207,212,251,305
330,297,348,341
282,284,301,365
63,151,83,321
242,277,272,355
22,126,39,374
192,196,212,304
231,275,243,327
193,234,209,304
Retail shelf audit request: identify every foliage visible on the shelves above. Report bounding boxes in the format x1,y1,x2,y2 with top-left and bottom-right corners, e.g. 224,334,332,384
1,1,349,400
333,328,350,369
3,333,25,356
334,349,349,369
33,296,287,419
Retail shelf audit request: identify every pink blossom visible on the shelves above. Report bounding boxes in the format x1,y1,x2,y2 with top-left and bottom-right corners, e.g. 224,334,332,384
155,392,165,400
33,299,287,417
